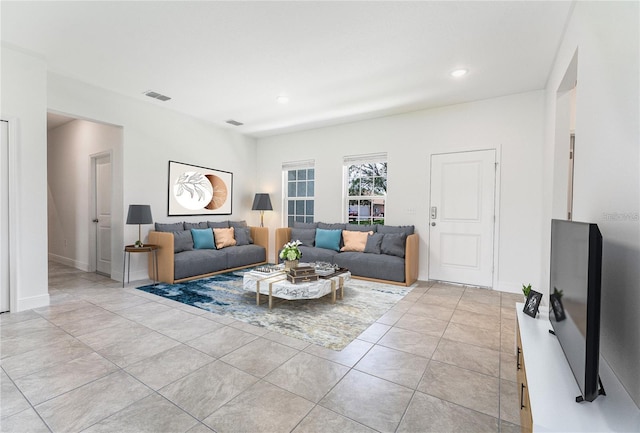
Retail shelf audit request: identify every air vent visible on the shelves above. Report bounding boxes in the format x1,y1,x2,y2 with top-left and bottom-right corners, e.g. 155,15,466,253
226,119,244,126
143,90,172,102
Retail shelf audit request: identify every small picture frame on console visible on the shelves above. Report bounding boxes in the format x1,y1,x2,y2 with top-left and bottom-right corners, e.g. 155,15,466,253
523,290,543,318
549,293,566,322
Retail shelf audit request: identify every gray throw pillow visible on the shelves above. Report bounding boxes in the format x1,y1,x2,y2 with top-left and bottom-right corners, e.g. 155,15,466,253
377,225,415,236
155,222,184,232
381,233,407,258
346,224,377,233
229,220,248,229
235,227,253,246
291,228,316,247
293,222,318,229
173,230,194,253
364,233,384,254
184,221,208,230
207,221,229,229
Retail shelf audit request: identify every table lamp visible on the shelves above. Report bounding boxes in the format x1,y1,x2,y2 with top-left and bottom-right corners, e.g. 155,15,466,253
126,204,153,247
251,193,272,227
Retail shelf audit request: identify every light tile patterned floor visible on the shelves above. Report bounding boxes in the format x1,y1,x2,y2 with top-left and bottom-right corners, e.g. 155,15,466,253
0,262,523,433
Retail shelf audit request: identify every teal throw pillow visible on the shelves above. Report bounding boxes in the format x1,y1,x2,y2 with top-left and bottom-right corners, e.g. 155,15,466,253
315,228,342,252
191,228,215,249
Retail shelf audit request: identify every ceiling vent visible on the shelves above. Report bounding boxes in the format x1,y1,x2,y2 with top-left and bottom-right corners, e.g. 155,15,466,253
226,119,244,126
143,90,171,102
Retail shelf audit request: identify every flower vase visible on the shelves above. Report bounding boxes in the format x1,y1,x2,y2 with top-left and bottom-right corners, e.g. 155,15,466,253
284,260,299,270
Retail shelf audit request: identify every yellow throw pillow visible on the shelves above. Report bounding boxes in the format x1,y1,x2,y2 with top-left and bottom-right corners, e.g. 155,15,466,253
213,227,237,249
341,230,373,252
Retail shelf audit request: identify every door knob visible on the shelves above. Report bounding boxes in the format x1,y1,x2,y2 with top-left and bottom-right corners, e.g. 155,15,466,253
431,222,436,227
92,219,99,223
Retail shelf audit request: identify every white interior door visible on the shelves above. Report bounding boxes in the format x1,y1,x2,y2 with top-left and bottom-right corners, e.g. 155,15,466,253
429,150,496,287
95,154,112,276
1,120,9,312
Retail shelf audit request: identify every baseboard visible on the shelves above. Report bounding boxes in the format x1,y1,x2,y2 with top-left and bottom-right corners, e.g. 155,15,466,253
48,253,90,272
496,281,526,294
16,293,50,312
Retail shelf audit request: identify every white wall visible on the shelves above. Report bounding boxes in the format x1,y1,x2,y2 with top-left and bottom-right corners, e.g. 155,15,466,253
257,91,545,292
47,119,123,272
0,46,50,311
543,1,640,408
46,73,258,282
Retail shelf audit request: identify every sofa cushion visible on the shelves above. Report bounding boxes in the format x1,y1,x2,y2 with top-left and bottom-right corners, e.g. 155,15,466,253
334,252,405,283
315,228,342,251
346,224,377,233
297,245,339,264
229,220,248,229
381,233,407,258
317,222,346,231
341,230,372,252
234,227,253,246
191,228,215,249
226,245,266,269
207,221,229,229
293,222,318,229
377,224,415,236
291,228,315,247
173,230,194,253
173,250,227,280
185,221,208,230
213,227,237,249
364,233,384,254
155,222,184,232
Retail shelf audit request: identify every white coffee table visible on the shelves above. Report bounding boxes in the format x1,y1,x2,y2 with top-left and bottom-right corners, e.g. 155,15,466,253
242,268,350,309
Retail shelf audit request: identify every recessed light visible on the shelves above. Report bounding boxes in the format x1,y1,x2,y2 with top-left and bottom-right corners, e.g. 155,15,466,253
276,95,289,104
450,69,468,78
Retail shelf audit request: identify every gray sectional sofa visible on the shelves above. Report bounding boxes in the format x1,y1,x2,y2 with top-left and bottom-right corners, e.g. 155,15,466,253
275,222,418,286
148,221,268,284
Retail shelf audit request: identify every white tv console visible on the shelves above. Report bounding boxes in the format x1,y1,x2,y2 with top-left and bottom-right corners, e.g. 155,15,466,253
516,304,640,432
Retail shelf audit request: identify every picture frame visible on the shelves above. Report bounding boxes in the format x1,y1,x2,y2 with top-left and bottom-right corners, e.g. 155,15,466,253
549,293,566,322
523,289,543,318
168,160,233,216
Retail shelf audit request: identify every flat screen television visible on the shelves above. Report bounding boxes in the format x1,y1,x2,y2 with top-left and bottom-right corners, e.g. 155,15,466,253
549,219,604,402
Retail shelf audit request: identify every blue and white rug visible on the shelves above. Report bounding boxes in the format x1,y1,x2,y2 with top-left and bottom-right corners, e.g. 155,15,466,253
137,270,412,350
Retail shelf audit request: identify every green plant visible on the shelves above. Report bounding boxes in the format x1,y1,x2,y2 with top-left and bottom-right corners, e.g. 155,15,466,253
134,240,143,247
553,286,563,299
522,283,532,297
279,240,302,261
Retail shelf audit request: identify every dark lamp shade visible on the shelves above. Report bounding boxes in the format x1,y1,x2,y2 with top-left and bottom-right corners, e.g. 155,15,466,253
126,205,153,225
251,194,273,211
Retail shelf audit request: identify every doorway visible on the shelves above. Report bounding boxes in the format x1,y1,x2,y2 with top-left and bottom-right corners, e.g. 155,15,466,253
92,153,112,276
428,149,497,287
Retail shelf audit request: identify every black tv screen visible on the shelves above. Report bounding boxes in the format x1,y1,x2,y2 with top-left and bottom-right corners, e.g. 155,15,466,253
549,219,603,402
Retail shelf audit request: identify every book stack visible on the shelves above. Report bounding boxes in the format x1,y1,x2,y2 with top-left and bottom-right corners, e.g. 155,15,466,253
286,266,319,284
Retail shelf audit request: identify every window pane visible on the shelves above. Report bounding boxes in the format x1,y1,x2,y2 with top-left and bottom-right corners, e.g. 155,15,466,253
296,200,304,215
307,181,314,196
288,216,295,227
288,200,295,214
307,169,315,180
305,216,314,223
297,169,307,180
297,181,307,196
295,216,305,223
288,182,296,197
306,200,314,215
288,170,296,181
361,177,373,196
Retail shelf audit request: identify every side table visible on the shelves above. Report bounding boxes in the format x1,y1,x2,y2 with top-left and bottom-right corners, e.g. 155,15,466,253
123,244,159,287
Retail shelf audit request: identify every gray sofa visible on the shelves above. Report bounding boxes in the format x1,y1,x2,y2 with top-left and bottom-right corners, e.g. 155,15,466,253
275,222,418,286
148,221,268,284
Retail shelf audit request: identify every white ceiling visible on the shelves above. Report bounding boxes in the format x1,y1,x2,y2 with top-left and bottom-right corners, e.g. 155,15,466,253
2,1,573,138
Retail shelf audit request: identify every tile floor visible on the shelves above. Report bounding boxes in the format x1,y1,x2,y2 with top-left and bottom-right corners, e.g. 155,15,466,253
1,262,523,433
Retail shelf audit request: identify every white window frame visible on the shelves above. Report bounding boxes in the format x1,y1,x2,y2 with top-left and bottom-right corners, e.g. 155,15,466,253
343,153,387,225
282,160,315,227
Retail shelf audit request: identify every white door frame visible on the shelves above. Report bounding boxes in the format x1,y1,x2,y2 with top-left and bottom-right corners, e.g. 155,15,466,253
89,150,113,276
1,116,20,312
427,147,502,289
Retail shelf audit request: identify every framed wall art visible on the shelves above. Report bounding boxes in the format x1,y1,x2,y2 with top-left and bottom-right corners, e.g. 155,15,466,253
168,160,233,216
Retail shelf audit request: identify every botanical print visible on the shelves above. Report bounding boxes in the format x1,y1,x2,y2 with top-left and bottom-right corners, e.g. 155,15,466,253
168,161,232,215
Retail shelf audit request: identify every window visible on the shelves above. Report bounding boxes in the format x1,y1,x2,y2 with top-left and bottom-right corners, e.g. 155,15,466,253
283,161,315,227
345,154,387,225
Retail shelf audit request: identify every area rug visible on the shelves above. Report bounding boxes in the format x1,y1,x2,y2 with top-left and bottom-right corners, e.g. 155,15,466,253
137,270,413,350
